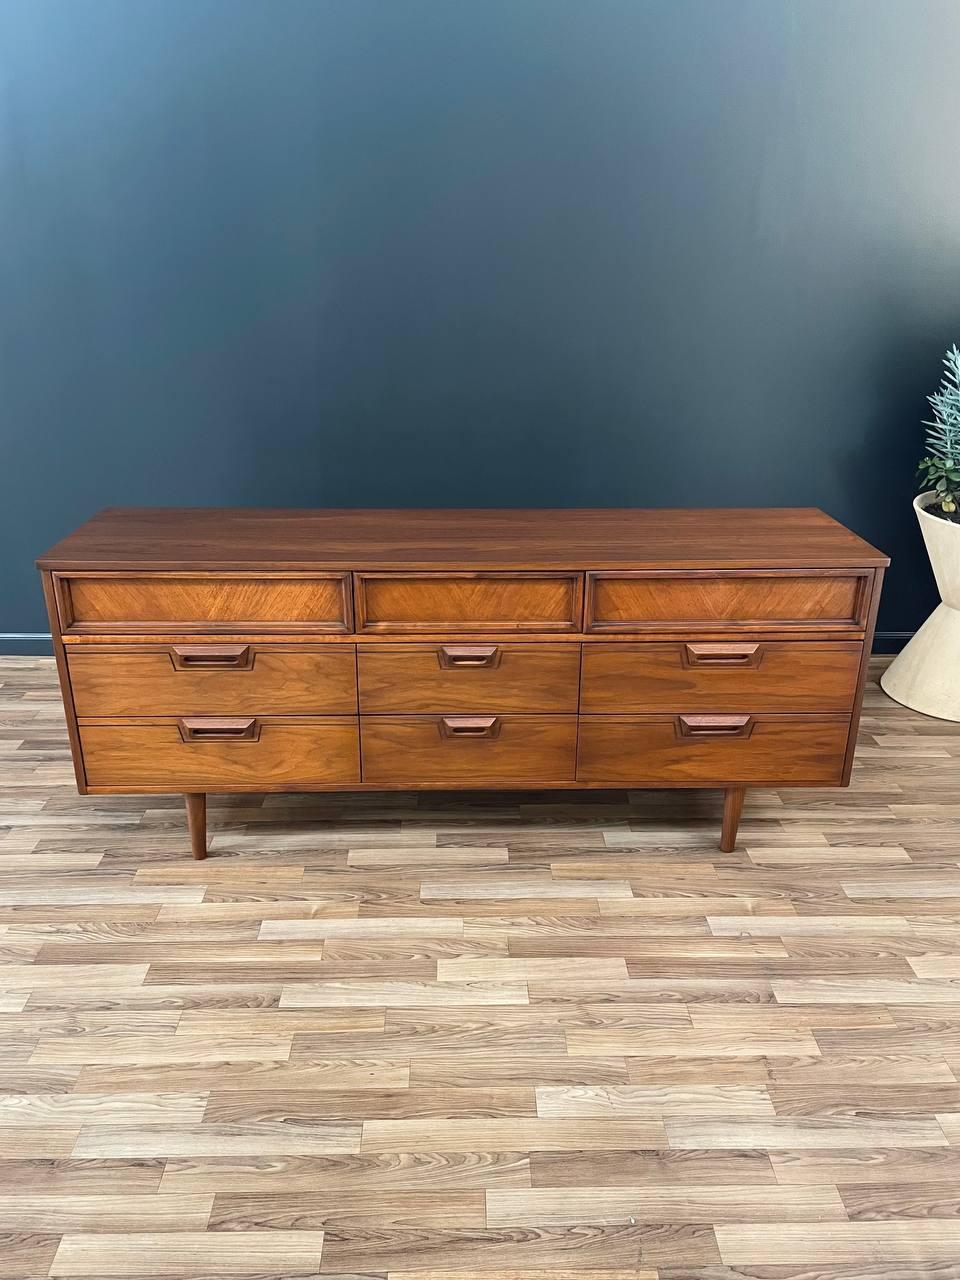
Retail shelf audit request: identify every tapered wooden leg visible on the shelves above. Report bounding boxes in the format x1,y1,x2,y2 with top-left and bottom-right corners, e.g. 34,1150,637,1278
185,793,207,860
720,786,744,853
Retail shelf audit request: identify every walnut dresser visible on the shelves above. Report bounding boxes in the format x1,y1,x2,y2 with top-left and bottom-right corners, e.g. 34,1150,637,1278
37,507,888,858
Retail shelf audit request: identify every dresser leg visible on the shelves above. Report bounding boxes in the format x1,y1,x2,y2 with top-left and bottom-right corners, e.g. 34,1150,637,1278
719,786,744,853
185,793,207,860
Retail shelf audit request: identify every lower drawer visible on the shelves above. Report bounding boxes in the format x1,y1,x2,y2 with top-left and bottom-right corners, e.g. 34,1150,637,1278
577,714,849,785
360,715,577,784
79,717,360,790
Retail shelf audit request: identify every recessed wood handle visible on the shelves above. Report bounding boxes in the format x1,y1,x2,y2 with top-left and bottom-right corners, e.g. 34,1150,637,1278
677,714,754,739
170,645,253,670
439,715,501,739
178,716,260,742
437,645,501,669
683,643,762,668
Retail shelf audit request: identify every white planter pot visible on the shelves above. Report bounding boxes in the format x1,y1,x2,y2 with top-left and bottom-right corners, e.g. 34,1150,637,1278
880,491,960,721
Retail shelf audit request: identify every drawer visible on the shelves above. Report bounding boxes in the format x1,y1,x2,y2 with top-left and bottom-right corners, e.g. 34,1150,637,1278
580,641,861,712
79,716,360,790
577,714,849,785
354,573,583,633
55,573,352,634
585,571,871,633
358,643,580,712
360,715,577,784
67,644,358,716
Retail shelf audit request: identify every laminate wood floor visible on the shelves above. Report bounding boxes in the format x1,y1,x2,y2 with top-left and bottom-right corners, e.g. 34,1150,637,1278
1,655,959,1278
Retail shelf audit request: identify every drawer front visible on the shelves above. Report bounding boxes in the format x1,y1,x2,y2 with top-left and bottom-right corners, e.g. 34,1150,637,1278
56,573,352,633
355,573,583,633
358,643,580,712
68,644,358,716
580,641,861,713
577,714,848,785
360,715,577,783
79,717,360,789
585,571,870,633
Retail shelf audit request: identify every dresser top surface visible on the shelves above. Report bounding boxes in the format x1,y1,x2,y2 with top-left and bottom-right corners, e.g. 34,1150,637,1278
38,507,888,571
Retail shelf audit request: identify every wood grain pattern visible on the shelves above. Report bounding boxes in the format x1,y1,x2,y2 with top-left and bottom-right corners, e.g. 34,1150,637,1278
361,715,578,784
359,1118,670,1151
0,1193,213,1230
485,1183,847,1223
580,640,861,712
585,569,871,632
5,654,960,1280
78,716,360,789
714,1221,960,1264
577,713,850,784
49,1231,326,1275
386,1271,657,1280
68,643,358,715
71,1122,362,1156
56,572,351,633
157,1151,532,1192
359,642,581,712
319,1223,649,1271
37,506,889,571
355,572,583,633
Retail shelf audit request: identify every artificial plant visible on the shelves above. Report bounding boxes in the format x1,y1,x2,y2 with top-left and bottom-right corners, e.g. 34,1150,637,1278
918,344,960,521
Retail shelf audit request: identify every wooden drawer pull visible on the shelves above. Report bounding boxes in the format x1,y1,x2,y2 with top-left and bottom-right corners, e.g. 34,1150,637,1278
437,645,501,669
439,715,501,739
677,714,754,739
178,716,260,742
170,645,253,670
683,643,762,667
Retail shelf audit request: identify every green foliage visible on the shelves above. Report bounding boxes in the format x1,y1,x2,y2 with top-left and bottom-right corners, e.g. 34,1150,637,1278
919,345,960,520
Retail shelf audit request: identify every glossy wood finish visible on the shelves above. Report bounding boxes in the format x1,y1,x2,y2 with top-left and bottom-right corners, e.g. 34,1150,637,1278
38,506,889,570
38,508,888,856
355,572,583,633
361,715,578,784
359,643,580,712
68,644,358,715
720,785,745,853
586,570,871,632
184,792,207,860
78,717,361,790
580,640,861,712
40,569,87,792
577,714,850,785
3,655,960,1279
178,716,261,742
55,572,351,633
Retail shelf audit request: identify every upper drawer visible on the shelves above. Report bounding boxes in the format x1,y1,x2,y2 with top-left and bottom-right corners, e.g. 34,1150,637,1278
67,643,357,716
54,573,352,634
585,570,872,633
354,573,583,633
359,642,580,712
580,640,861,713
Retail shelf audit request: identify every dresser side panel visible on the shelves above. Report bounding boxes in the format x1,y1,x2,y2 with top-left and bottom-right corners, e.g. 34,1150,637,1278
41,569,87,792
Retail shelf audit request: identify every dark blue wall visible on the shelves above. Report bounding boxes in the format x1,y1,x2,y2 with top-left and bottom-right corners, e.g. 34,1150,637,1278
3,0,960,646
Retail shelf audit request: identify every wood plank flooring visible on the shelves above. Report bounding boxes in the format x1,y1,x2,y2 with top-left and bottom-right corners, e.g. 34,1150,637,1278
1,654,960,1278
